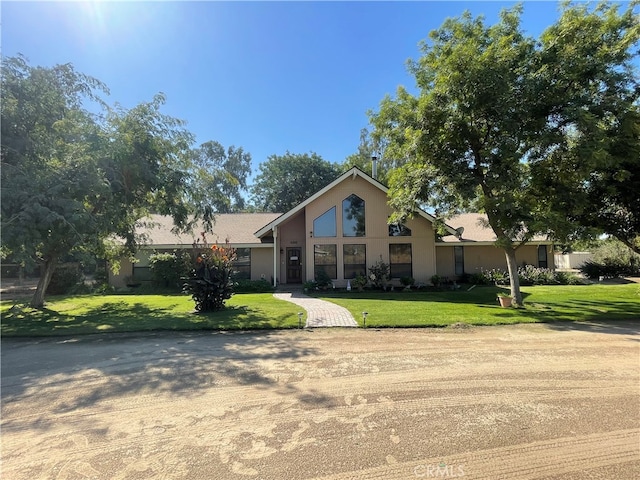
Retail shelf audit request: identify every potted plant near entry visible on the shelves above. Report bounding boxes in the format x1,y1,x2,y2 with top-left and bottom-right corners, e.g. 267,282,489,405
497,291,513,307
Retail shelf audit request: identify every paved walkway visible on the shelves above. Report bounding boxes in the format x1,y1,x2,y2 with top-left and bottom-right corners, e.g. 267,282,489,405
273,291,358,327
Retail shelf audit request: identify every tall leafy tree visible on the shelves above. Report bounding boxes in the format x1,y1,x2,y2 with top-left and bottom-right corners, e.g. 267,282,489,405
1,56,194,307
189,141,252,221
250,152,341,212
370,2,639,304
343,128,390,183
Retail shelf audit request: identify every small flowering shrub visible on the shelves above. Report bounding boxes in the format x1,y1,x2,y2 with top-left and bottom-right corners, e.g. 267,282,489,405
184,234,236,312
470,266,585,286
518,265,557,285
368,257,389,289
470,268,510,285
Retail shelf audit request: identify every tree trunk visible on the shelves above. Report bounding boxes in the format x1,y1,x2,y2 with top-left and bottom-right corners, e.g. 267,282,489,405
503,247,523,305
30,256,58,309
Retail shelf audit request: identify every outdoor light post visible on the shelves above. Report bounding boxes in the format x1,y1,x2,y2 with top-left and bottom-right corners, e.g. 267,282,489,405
298,312,303,329
362,311,368,328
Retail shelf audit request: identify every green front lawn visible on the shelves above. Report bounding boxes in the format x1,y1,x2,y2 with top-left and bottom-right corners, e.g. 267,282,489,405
315,284,640,327
2,284,638,337
0,293,303,337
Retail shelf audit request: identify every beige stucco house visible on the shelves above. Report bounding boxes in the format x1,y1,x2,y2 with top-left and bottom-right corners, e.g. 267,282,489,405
109,167,553,288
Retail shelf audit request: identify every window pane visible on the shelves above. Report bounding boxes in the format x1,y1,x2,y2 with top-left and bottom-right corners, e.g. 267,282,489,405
343,244,366,279
235,248,251,266
454,246,464,276
314,244,337,279
538,245,547,268
342,194,365,237
390,244,412,263
389,244,412,278
313,207,336,237
389,223,412,236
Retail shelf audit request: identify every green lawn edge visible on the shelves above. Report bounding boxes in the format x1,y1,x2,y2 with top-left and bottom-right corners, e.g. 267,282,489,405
314,284,640,327
0,293,303,337
1,284,638,337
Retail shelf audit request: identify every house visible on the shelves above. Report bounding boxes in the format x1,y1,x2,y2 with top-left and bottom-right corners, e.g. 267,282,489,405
108,167,553,288
436,213,554,279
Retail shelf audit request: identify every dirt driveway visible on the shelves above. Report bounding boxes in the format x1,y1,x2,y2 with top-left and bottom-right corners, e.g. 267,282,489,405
2,322,639,479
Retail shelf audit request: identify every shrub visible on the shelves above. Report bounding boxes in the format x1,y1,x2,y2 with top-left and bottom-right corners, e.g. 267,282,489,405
579,240,640,278
46,264,83,295
400,276,415,287
368,257,390,289
470,268,510,285
430,274,442,287
149,251,191,290
315,270,333,289
183,241,236,312
303,280,318,291
234,279,274,293
518,265,558,286
352,274,368,291
555,271,585,285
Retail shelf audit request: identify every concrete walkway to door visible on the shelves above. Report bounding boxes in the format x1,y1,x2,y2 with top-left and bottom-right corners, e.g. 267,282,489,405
273,291,358,328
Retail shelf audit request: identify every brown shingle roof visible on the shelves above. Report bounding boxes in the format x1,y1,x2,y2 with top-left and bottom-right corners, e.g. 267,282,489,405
135,213,281,246
441,213,551,243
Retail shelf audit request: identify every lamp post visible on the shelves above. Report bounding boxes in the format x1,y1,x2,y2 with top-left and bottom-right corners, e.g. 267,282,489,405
298,312,303,329
362,311,368,328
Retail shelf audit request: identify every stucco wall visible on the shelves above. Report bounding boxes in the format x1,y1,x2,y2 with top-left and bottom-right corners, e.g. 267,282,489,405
250,248,274,282
436,244,553,278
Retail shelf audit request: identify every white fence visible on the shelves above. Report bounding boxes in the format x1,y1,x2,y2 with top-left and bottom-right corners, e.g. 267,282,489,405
554,252,593,270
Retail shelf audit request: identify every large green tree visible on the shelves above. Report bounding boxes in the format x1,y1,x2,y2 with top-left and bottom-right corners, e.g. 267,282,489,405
188,141,252,220
1,56,194,307
250,152,341,212
370,2,639,304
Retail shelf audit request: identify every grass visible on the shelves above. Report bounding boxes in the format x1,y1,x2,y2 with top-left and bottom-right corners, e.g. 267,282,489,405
0,293,303,337
314,284,640,327
2,284,638,337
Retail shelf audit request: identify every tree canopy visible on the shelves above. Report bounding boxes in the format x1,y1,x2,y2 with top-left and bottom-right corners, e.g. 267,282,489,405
0,56,249,307
370,2,639,304
188,140,252,220
250,152,341,212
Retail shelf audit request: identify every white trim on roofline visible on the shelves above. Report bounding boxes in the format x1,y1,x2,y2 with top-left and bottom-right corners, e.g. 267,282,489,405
254,166,458,237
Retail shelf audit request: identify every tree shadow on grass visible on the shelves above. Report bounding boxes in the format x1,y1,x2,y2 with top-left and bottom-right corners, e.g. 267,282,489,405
483,297,640,334
1,299,297,337
320,285,640,325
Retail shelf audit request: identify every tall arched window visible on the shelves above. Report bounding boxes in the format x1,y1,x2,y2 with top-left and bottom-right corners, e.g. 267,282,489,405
342,194,365,237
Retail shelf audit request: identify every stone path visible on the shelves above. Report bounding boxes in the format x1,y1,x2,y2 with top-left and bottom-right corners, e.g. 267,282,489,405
273,291,358,327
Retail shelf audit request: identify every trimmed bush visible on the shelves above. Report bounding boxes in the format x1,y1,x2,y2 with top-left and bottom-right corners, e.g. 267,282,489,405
149,251,191,290
234,279,274,293
315,270,333,289
471,266,585,286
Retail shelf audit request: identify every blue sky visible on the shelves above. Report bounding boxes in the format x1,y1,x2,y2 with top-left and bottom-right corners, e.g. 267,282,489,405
3,1,572,182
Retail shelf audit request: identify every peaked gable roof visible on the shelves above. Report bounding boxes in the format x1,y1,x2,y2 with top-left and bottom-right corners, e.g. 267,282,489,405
255,166,457,237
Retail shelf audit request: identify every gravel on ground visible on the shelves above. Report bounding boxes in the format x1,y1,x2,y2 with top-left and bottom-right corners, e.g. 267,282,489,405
2,321,639,479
